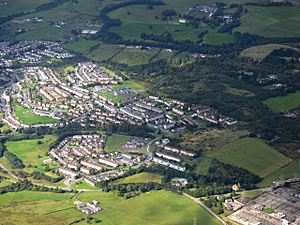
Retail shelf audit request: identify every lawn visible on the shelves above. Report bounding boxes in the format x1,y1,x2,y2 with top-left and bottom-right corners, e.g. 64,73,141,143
258,160,300,187
104,134,129,153
100,91,124,103
235,6,300,37
211,138,292,177
114,172,163,184
77,190,223,225
112,80,145,91
263,91,300,112
0,190,222,225
14,102,59,125
5,135,58,173
240,44,295,61
72,180,101,190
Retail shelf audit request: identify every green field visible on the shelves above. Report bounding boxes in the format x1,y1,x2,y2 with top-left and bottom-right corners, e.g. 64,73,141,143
204,32,235,45
77,190,223,225
0,191,81,225
14,102,59,125
211,138,291,177
240,44,295,61
104,134,129,153
5,135,58,173
235,6,300,37
2,0,101,41
114,172,163,184
63,40,100,54
72,180,101,190
258,160,300,187
100,91,124,103
263,91,300,112
0,190,222,225
87,44,124,62
112,80,145,91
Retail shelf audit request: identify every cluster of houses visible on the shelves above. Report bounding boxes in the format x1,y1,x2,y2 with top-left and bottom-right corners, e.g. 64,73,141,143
0,41,73,67
1,61,237,134
49,134,148,185
76,200,102,215
152,140,196,172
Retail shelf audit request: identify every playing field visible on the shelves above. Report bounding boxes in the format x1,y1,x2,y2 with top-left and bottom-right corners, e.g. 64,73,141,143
240,44,295,61
114,172,163,184
211,138,291,177
5,135,58,173
235,6,300,37
104,134,129,153
263,91,300,112
14,102,59,124
0,190,222,225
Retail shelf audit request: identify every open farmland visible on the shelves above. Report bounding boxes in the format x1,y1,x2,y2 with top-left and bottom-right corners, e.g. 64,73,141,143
0,190,222,225
77,190,223,225
204,32,235,45
235,6,300,37
5,135,58,173
263,91,300,112
240,44,296,61
14,102,59,124
211,138,291,177
63,40,100,54
114,172,163,184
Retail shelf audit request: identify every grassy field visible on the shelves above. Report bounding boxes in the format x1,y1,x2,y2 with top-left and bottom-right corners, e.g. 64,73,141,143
0,0,50,17
72,180,101,190
63,40,100,54
0,190,222,225
114,172,163,184
258,160,300,187
5,135,58,173
204,32,235,45
87,44,123,62
0,191,82,225
211,138,291,177
77,190,223,225
235,6,300,37
2,0,101,41
263,91,300,112
100,91,124,103
104,134,129,153
112,80,145,91
14,102,59,124
240,44,295,61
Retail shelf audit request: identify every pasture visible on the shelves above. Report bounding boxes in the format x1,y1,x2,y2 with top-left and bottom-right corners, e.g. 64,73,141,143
114,172,163,184
0,190,222,225
240,44,295,61
77,190,223,225
14,102,59,124
263,91,300,112
5,135,58,173
258,160,300,187
63,40,100,54
211,138,291,177
104,134,129,153
204,32,235,45
235,6,300,37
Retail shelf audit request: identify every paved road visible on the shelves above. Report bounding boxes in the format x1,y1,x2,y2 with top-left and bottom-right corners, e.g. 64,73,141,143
183,193,227,225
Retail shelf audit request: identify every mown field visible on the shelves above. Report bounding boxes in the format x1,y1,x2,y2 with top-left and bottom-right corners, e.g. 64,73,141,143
0,190,222,225
240,44,295,61
14,102,59,124
114,172,163,184
235,6,300,37
263,91,300,112
104,134,129,153
211,138,291,177
5,135,58,173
